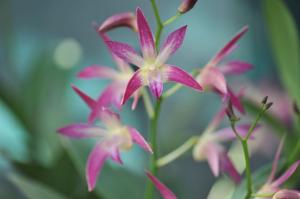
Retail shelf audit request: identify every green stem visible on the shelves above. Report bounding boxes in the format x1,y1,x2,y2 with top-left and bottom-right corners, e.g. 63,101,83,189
163,12,182,26
241,140,253,199
157,136,198,167
245,105,265,140
150,0,163,49
145,97,163,199
142,89,154,119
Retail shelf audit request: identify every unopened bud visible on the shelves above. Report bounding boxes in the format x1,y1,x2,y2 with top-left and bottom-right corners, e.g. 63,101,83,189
262,96,268,104
273,189,300,199
265,102,273,110
293,102,300,115
177,0,198,14
98,12,137,33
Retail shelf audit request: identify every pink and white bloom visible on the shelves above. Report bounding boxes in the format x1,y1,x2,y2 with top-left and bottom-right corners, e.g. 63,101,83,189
193,107,257,183
98,12,137,33
106,7,202,104
78,34,141,122
255,139,300,199
57,111,152,191
196,26,252,98
146,171,177,199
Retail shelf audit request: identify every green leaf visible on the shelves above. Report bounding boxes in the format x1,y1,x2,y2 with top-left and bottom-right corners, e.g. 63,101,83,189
8,173,67,199
263,0,300,107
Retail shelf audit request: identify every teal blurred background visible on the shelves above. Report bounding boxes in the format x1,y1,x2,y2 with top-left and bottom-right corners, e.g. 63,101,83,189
0,0,299,198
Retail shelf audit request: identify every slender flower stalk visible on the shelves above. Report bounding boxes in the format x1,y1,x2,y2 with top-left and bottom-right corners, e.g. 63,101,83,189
229,97,273,199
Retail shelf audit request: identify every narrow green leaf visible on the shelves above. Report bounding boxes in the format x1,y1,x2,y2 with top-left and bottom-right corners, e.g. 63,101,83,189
263,0,300,106
8,173,67,199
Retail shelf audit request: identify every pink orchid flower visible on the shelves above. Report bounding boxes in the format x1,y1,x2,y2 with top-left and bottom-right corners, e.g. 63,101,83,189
255,139,300,199
196,26,252,98
146,171,177,199
58,110,152,191
98,12,137,33
78,34,141,122
193,107,257,183
106,7,202,104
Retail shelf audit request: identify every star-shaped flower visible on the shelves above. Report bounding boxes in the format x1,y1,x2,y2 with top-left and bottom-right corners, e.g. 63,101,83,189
78,34,141,123
193,107,257,183
106,7,202,104
58,105,152,191
196,26,252,98
255,139,300,199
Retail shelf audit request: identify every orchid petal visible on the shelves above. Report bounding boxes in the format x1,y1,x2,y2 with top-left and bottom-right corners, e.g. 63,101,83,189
71,84,96,109
149,70,164,98
198,67,227,95
164,65,202,91
57,123,106,138
156,26,187,66
146,172,177,199
88,83,121,123
128,127,152,153
205,143,221,177
136,7,156,60
77,65,118,79
122,69,144,105
219,61,253,75
110,147,123,165
106,41,144,67
131,92,140,110
228,88,245,114
268,137,285,183
220,152,241,184
272,160,300,187
86,143,110,191
101,34,133,72
210,26,248,65
273,189,300,199
98,12,137,33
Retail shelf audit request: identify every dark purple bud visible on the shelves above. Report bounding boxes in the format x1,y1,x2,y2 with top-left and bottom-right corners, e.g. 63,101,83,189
177,0,198,14
265,102,273,110
293,102,300,115
261,96,268,104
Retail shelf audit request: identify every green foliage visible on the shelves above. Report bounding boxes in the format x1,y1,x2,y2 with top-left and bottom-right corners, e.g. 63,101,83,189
263,0,300,107
8,173,67,199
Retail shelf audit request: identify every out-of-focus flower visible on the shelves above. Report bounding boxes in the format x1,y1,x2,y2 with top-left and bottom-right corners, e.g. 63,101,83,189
272,189,300,199
193,107,257,183
78,34,141,122
255,139,300,199
58,111,152,191
98,12,137,33
177,0,198,14
196,26,252,99
146,171,177,199
106,7,202,103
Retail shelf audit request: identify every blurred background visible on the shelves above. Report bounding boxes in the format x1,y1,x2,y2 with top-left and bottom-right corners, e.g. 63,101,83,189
0,0,299,198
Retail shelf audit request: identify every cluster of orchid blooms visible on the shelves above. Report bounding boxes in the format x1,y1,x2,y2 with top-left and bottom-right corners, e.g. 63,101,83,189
57,0,300,198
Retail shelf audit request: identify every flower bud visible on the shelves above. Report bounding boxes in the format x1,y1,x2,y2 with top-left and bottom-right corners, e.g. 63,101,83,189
98,12,137,33
262,96,268,104
265,102,273,110
273,189,300,199
293,102,300,115
177,0,198,14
